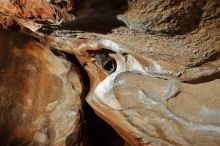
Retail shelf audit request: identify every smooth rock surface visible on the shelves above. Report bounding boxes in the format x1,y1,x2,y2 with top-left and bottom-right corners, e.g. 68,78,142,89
0,30,83,146
82,50,220,146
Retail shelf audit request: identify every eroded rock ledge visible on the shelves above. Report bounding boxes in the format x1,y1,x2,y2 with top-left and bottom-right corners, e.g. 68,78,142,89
0,0,219,146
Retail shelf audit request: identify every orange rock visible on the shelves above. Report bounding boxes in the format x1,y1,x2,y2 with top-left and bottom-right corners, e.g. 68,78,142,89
0,30,83,145
0,0,76,29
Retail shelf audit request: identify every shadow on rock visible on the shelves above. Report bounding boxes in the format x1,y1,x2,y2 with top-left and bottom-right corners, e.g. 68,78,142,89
38,0,129,34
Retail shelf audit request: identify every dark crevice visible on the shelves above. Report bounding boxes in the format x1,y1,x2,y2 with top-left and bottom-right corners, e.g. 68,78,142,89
50,48,87,146
83,103,125,146
50,48,90,99
190,52,220,67
50,48,125,146
185,72,220,84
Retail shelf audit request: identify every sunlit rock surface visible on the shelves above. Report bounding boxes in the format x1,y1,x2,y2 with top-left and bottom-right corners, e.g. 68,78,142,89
0,0,220,145
0,30,83,146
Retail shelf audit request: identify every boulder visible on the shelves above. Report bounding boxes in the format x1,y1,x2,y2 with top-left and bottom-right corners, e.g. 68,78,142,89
0,30,83,146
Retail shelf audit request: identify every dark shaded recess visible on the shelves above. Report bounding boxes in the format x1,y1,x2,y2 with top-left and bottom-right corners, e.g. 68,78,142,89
83,103,125,146
0,21,21,30
190,52,220,68
184,52,220,84
38,0,128,34
102,59,116,73
62,0,128,33
6,23,21,31
0,28,33,49
185,72,220,84
67,0,85,14
89,49,117,74
50,48,124,146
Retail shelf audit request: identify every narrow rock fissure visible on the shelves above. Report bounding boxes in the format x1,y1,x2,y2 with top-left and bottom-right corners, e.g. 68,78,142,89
50,48,125,146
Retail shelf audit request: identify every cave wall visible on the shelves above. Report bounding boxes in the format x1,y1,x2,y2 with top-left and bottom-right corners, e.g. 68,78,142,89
0,0,219,145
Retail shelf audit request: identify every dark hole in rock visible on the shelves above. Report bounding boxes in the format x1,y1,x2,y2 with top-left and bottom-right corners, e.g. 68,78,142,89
88,49,117,74
103,59,116,73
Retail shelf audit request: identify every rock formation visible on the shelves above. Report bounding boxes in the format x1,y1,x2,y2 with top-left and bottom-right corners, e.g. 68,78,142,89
0,30,83,145
0,0,219,145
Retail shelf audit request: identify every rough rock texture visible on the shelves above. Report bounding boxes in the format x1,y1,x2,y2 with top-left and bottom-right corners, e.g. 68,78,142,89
0,0,77,31
0,0,220,145
0,30,83,146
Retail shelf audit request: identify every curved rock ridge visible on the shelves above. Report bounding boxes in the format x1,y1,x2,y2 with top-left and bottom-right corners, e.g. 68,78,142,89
77,46,220,145
0,30,83,146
